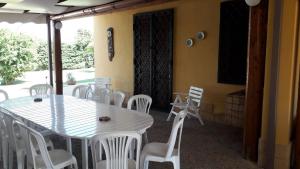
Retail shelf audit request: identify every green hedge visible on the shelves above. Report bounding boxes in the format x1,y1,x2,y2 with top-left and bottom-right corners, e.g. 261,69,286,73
0,28,94,85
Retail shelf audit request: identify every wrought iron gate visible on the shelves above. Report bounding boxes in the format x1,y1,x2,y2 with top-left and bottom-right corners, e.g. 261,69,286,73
133,9,173,110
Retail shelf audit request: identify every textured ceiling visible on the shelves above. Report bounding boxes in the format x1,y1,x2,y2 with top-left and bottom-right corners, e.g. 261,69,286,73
57,0,119,7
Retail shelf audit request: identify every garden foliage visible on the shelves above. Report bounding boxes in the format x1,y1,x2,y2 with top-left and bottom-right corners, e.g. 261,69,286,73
0,29,33,84
0,28,94,85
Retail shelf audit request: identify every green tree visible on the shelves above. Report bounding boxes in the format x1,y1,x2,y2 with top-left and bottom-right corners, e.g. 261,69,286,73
62,29,94,69
62,43,84,69
75,29,92,51
30,29,94,71
32,41,49,70
0,29,34,85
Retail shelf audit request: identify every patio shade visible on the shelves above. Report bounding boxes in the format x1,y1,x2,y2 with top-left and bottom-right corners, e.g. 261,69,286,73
0,0,120,23
0,13,46,23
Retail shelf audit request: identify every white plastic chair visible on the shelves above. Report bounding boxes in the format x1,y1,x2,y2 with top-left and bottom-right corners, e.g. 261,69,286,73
127,94,152,152
0,111,32,169
13,120,78,169
94,77,112,89
141,110,187,169
112,91,125,107
167,86,204,125
87,77,112,93
91,132,141,169
0,113,13,169
29,84,53,97
0,89,8,102
72,84,89,99
0,112,54,169
87,87,111,104
127,94,152,114
0,90,8,163
29,84,55,135
12,118,30,169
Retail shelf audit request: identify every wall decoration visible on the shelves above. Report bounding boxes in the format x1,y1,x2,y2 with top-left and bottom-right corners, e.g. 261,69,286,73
107,27,114,61
185,38,194,48
197,31,206,40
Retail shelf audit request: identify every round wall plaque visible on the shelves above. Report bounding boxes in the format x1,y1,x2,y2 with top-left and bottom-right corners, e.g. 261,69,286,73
186,38,194,48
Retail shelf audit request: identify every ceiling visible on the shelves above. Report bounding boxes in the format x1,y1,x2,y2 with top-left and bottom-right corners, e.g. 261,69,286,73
0,0,120,14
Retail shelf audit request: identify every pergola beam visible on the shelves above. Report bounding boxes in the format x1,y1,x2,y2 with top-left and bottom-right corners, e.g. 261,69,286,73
53,21,63,95
243,0,269,162
50,0,172,21
46,15,54,87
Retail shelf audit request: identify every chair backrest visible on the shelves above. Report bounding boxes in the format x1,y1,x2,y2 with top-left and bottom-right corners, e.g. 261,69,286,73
1,112,16,149
127,94,152,114
166,110,187,159
91,132,141,169
12,119,32,165
87,87,111,104
188,86,204,107
0,112,10,144
0,89,8,102
72,85,89,99
95,77,111,89
112,91,125,107
29,84,53,96
27,122,54,168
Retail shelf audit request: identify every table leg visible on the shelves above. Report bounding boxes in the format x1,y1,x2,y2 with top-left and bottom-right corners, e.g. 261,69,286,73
66,138,72,155
66,138,72,169
81,139,89,169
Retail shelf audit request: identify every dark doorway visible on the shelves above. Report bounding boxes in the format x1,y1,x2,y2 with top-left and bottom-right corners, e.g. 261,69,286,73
133,9,173,110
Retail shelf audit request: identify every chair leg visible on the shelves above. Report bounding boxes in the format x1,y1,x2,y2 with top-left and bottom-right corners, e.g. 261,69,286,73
16,151,25,169
167,112,173,121
198,116,204,125
72,158,78,169
129,140,135,159
73,163,78,169
2,141,8,169
196,113,204,125
172,157,180,169
144,132,149,144
8,147,13,169
186,113,192,119
143,160,149,169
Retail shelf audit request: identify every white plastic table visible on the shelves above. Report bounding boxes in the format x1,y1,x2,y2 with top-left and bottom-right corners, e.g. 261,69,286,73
0,94,154,169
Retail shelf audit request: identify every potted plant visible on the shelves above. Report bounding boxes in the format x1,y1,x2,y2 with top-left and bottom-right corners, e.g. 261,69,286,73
66,73,76,85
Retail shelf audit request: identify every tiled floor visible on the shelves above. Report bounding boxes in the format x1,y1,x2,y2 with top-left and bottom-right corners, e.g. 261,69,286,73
146,110,259,169
2,110,260,169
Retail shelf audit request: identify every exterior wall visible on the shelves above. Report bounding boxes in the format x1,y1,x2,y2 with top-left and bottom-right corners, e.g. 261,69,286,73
260,0,299,168
93,0,244,114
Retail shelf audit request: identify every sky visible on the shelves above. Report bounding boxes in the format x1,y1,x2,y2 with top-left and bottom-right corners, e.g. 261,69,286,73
0,16,94,43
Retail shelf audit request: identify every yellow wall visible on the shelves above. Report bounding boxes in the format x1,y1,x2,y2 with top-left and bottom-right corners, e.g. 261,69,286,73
261,0,299,147
261,0,274,141
275,0,298,145
93,0,245,113
260,0,299,168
